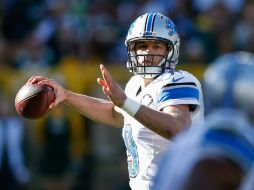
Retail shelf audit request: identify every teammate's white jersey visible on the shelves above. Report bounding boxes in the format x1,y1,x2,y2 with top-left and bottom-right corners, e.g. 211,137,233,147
121,71,204,190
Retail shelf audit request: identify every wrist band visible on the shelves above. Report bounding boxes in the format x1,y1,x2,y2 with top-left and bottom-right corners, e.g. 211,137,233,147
122,97,141,117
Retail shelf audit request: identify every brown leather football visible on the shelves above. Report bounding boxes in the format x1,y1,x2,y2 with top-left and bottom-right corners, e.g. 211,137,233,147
15,83,55,119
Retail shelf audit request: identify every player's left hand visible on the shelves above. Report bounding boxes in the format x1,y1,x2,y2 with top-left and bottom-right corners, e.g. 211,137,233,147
97,64,126,107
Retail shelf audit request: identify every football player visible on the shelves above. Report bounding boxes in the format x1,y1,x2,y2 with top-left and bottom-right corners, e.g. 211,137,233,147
28,12,204,190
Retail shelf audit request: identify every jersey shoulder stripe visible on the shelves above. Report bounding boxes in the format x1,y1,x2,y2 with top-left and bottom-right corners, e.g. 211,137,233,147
159,86,199,102
164,82,197,88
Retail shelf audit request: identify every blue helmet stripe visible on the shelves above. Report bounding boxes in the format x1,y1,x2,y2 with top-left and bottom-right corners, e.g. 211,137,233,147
222,55,239,108
145,12,156,32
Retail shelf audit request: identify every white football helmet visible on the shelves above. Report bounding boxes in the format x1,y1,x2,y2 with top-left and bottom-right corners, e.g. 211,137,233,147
125,12,180,78
203,51,254,119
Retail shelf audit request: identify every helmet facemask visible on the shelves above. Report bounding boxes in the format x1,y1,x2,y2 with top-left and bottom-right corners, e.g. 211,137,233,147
127,41,175,78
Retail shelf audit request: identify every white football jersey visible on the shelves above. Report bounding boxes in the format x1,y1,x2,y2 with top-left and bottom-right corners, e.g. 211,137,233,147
121,70,204,190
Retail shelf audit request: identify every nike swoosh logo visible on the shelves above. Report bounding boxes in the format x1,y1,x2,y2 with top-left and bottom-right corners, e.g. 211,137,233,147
172,77,184,82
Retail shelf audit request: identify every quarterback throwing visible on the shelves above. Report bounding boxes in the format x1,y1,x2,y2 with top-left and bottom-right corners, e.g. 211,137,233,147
28,12,204,190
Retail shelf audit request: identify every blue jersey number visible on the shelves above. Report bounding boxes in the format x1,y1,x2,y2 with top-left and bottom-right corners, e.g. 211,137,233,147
123,124,139,177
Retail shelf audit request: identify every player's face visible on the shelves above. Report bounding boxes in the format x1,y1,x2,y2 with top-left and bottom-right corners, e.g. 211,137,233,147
134,40,168,66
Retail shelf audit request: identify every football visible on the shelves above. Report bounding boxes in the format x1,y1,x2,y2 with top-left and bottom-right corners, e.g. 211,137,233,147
15,83,55,119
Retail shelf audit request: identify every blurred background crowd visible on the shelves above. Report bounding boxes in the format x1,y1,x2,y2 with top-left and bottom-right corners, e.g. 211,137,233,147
0,0,254,189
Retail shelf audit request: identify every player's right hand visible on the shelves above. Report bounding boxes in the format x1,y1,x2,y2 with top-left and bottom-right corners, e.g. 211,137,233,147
27,76,66,109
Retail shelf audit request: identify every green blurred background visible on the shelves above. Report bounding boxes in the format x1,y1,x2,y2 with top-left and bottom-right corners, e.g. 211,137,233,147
0,0,253,189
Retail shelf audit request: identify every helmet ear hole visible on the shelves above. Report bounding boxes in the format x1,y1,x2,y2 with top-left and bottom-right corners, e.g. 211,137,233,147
168,44,173,52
